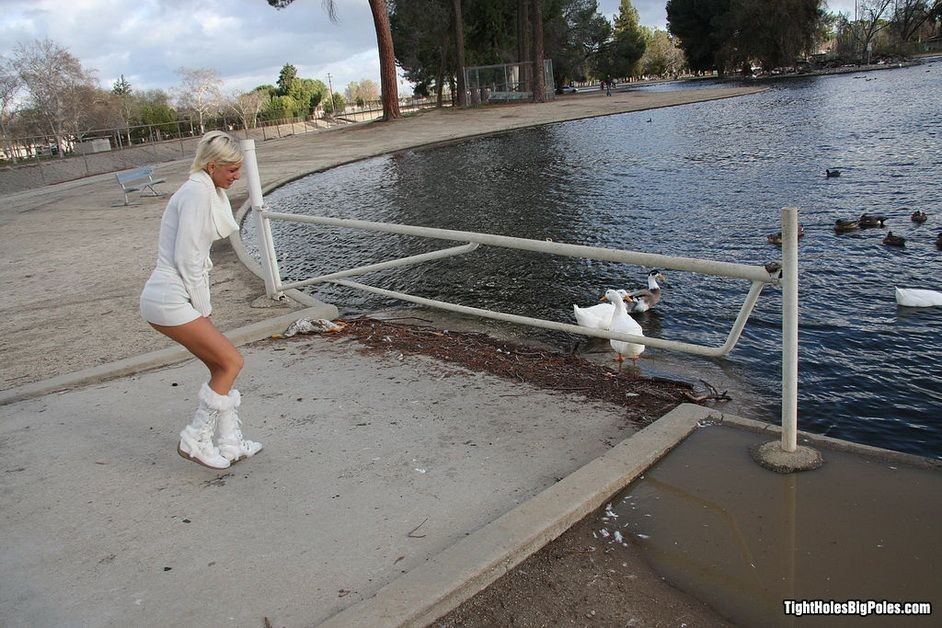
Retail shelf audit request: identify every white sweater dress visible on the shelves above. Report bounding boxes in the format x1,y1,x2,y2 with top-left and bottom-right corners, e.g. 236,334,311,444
140,171,238,326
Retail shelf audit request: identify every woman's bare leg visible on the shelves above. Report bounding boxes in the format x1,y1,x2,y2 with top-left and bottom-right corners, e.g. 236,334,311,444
150,317,244,395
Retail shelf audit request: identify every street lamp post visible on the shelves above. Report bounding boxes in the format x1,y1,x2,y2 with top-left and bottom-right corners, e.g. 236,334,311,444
326,72,335,118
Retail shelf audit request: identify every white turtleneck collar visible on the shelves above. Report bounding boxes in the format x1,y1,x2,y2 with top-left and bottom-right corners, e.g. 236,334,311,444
189,169,239,240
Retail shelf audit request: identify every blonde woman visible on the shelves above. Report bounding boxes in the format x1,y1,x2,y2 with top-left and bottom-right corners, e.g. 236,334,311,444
140,131,263,469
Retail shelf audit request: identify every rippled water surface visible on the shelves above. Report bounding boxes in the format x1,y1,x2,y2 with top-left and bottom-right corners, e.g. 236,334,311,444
245,63,942,459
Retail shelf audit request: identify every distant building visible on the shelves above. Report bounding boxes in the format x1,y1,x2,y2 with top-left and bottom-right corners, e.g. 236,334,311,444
75,139,112,155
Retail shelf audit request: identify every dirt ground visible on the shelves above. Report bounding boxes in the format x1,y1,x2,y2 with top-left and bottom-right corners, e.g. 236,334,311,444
331,318,732,626
435,513,732,627
333,317,699,427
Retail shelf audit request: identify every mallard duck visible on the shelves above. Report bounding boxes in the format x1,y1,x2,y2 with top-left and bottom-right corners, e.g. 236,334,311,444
834,219,859,233
766,224,805,245
826,169,841,177
895,287,942,307
603,289,645,363
858,213,886,228
883,232,906,247
626,270,666,313
911,210,928,224
573,289,627,329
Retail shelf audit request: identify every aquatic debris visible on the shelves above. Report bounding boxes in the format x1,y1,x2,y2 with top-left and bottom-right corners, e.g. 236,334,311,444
277,318,347,338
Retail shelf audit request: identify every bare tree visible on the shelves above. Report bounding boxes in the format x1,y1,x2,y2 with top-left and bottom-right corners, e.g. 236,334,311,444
345,79,380,105
227,88,266,132
892,0,942,46
268,0,401,120
0,55,23,163
175,67,223,134
358,78,379,102
856,0,895,63
12,39,99,156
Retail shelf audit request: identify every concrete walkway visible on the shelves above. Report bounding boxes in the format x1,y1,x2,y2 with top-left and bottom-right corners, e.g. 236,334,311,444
0,324,650,626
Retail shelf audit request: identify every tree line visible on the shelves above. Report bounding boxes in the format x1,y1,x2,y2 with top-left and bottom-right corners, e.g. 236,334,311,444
666,0,941,75
0,39,379,162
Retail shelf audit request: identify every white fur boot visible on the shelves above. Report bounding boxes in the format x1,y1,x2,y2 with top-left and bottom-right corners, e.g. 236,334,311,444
177,383,232,469
215,389,263,463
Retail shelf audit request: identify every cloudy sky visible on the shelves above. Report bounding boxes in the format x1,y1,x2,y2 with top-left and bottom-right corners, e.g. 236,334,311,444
0,0,857,96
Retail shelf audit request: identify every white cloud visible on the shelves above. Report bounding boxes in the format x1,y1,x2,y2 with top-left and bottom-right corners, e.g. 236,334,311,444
0,0,383,94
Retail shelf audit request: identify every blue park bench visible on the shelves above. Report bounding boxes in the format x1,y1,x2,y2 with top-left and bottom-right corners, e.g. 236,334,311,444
115,166,166,206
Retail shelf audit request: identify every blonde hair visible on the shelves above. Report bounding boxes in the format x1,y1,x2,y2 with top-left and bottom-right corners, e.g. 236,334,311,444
190,131,242,173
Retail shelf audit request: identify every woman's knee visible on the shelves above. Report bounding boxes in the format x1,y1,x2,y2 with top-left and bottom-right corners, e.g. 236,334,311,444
223,348,244,376
232,350,245,373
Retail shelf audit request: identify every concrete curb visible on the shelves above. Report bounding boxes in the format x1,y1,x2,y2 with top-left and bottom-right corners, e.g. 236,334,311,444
0,306,334,407
319,403,717,627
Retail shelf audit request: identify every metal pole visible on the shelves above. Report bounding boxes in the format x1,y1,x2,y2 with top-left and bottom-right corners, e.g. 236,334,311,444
264,211,774,282
240,139,284,299
327,73,335,118
282,242,480,290
781,206,799,452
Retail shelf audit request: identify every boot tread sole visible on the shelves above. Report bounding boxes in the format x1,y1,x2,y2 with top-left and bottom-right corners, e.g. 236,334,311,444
177,443,230,470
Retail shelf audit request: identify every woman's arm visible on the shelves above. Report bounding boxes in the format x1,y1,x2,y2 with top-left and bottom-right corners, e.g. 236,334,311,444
172,184,214,317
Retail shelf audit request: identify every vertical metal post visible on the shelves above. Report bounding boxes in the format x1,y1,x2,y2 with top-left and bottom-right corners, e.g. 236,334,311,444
781,207,799,452
240,139,284,300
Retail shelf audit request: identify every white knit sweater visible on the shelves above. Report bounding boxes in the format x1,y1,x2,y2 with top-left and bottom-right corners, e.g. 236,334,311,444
150,171,234,316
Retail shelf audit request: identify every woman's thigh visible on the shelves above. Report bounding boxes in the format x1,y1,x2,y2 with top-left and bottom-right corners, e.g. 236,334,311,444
150,317,241,371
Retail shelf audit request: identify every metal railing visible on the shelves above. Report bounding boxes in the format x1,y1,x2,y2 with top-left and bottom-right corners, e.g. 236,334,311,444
240,140,801,454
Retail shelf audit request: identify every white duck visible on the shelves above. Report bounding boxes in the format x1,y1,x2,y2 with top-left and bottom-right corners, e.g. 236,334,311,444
895,288,942,307
627,270,666,313
604,289,645,363
573,289,628,329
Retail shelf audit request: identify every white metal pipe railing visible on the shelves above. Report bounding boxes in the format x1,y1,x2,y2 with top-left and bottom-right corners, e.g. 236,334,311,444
243,151,801,457
781,207,799,452
328,277,766,358
241,140,284,298
282,242,480,291
262,210,773,283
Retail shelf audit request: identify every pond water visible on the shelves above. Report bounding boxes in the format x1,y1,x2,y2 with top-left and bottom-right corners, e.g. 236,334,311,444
243,61,942,460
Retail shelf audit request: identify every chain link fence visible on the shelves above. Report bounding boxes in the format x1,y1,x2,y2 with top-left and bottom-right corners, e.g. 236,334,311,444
0,96,442,195
464,60,555,105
